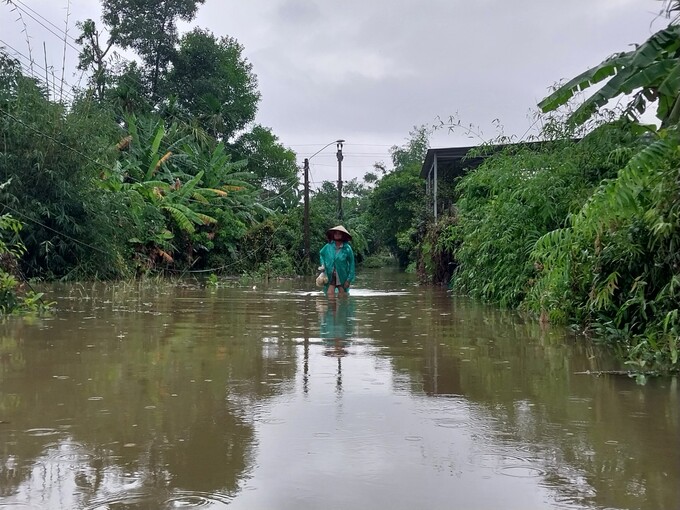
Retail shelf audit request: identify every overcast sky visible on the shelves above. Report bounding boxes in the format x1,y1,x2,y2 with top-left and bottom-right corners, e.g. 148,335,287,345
0,0,669,185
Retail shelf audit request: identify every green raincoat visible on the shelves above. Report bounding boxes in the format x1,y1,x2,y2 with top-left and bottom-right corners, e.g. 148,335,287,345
319,241,355,293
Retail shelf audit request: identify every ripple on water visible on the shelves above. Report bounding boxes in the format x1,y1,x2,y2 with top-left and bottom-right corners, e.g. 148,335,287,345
25,428,60,437
496,465,546,478
164,490,232,508
45,442,94,464
84,491,151,509
433,417,468,429
255,417,285,425
468,452,536,469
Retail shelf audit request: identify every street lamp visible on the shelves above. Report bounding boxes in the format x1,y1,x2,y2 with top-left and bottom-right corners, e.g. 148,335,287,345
307,139,345,161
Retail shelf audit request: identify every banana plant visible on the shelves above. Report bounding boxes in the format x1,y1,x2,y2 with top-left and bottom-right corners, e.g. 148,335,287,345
539,24,680,127
127,170,217,234
182,141,272,223
109,114,191,186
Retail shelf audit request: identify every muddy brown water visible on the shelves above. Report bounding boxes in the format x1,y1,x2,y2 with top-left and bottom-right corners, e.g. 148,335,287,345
0,268,678,509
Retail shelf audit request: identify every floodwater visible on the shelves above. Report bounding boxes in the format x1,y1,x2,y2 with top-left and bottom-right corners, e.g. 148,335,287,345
0,268,678,510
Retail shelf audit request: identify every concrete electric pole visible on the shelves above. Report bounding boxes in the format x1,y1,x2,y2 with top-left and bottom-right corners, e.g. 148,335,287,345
303,157,310,265
336,140,344,220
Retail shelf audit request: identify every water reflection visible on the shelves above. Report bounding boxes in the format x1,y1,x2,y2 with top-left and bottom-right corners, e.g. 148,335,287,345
319,297,355,353
0,272,677,510
318,298,355,396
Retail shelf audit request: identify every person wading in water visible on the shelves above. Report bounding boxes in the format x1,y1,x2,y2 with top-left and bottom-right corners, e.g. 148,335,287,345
319,225,355,298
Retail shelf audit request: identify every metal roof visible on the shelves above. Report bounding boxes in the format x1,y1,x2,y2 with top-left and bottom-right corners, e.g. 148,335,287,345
419,140,561,179
419,145,486,179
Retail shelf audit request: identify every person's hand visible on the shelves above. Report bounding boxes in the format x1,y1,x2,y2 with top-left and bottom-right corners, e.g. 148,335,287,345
343,280,350,288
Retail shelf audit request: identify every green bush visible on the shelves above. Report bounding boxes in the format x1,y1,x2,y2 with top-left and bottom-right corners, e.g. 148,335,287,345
527,126,680,373
0,213,52,315
452,123,631,307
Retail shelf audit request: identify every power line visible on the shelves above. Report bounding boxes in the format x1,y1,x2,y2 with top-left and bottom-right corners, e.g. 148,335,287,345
307,163,381,168
11,0,78,43
305,153,389,158
345,143,394,147
0,201,111,255
1,39,77,102
5,1,81,54
0,109,104,167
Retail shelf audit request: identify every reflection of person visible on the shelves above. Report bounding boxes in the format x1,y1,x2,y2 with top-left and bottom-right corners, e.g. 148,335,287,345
318,298,355,357
319,225,355,298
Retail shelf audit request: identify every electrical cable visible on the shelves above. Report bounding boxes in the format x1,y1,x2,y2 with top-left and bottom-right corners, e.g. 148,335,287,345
0,201,111,256
0,40,77,102
5,1,80,54
11,0,79,43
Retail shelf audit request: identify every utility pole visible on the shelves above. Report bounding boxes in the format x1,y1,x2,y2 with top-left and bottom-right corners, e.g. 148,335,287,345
303,158,310,266
301,139,344,268
336,140,344,220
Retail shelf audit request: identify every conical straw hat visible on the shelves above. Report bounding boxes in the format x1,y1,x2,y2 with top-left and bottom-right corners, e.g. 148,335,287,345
326,225,352,241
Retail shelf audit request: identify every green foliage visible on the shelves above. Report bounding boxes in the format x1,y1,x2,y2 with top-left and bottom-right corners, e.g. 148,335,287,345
452,123,631,307
0,212,24,260
229,125,299,211
365,127,429,266
0,53,131,279
104,114,265,272
101,0,206,97
417,213,458,284
527,126,680,373
539,24,680,126
166,29,260,140
238,216,300,277
528,11,680,374
443,117,678,373
362,251,397,268
0,9,292,282
106,62,152,116
0,213,53,315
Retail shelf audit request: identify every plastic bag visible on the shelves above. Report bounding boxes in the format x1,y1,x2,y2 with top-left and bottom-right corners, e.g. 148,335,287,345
316,265,328,287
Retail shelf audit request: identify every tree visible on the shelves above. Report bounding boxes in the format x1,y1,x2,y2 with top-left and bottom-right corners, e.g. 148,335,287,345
230,125,299,210
0,52,130,278
165,29,260,140
366,127,429,265
101,0,206,98
76,19,115,101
